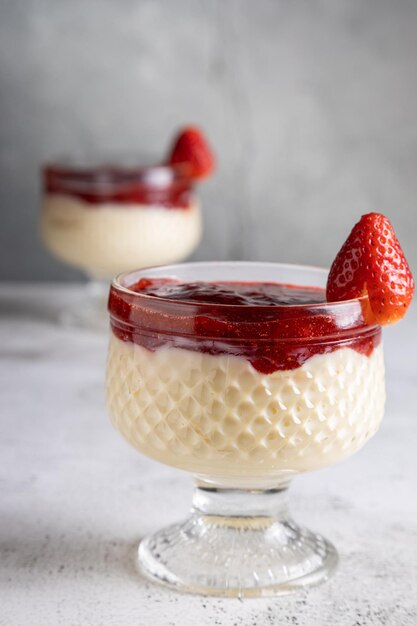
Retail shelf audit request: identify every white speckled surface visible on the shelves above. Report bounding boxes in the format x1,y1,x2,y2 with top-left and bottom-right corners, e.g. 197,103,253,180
1,284,416,626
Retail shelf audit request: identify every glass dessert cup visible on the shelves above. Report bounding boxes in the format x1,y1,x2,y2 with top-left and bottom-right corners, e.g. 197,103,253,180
106,262,385,597
40,160,201,328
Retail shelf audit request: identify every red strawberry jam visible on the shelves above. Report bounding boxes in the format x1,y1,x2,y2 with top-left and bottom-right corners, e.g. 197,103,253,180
134,280,327,306
43,163,194,208
108,278,381,374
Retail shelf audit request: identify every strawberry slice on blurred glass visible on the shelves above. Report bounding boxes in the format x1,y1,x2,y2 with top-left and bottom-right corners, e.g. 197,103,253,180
168,126,215,180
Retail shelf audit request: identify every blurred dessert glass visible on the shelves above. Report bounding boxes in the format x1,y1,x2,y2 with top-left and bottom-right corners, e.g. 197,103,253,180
40,159,200,326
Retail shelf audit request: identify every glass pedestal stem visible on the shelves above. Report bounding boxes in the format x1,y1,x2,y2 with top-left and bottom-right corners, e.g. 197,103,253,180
58,278,109,330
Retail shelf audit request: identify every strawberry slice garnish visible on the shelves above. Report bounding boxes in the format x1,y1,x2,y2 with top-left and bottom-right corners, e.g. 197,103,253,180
168,126,215,180
326,212,414,325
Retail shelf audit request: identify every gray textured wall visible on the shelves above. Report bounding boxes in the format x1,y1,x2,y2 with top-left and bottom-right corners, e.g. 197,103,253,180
1,0,416,281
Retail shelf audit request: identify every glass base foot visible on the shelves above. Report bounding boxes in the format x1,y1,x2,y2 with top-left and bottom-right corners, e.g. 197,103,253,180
138,485,338,597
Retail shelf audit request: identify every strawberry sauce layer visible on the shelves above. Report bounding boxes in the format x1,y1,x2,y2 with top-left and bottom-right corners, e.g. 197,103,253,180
109,279,381,374
44,164,194,208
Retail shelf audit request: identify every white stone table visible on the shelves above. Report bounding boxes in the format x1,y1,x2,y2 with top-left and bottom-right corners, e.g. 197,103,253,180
0,284,416,626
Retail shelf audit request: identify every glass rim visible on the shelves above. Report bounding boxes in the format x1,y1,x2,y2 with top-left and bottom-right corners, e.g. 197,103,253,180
111,261,370,313
42,161,193,192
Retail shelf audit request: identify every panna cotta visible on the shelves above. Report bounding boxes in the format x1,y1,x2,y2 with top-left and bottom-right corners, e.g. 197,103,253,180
41,164,201,280
106,266,385,485
105,216,413,597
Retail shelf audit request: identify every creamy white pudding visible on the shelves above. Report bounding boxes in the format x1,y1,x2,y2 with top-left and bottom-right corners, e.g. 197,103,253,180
106,335,385,481
106,270,385,488
41,194,201,279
